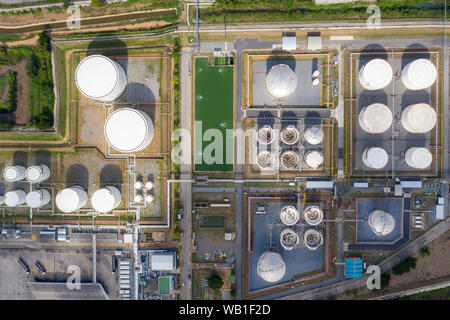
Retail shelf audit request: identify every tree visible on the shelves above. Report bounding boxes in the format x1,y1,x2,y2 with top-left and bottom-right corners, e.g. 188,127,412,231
207,274,223,291
419,246,431,258
392,257,417,275
91,0,105,7
381,273,391,289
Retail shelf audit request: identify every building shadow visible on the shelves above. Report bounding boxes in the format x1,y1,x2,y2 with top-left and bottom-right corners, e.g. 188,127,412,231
401,90,430,110
359,44,388,70
66,164,89,191
358,90,388,109
401,43,430,69
100,164,123,193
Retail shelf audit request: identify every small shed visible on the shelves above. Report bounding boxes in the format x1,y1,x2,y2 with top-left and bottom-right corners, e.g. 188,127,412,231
282,34,296,51
345,258,363,279
308,35,322,51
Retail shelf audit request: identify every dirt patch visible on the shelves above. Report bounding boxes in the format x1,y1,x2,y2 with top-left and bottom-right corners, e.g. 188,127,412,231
0,59,30,125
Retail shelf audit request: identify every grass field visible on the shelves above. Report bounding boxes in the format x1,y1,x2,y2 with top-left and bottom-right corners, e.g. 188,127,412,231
200,215,225,229
194,57,234,172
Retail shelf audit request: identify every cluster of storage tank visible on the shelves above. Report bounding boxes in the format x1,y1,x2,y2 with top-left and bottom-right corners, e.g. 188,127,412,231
1,165,51,208
133,179,154,204
256,125,324,170
358,58,437,170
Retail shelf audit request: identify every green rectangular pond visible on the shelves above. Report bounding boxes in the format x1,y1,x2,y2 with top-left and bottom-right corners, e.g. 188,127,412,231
194,57,234,172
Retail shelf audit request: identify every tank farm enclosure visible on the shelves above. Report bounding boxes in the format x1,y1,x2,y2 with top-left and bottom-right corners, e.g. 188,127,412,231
242,192,335,299
193,55,235,173
0,38,174,228
344,47,443,178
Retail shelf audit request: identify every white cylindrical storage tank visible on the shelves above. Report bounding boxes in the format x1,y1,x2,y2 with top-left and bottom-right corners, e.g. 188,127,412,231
359,59,393,90
75,55,127,102
257,251,286,283
368,209,395,237
0,195,4,205
279,205,300,226
145,194,154,203
303,205,324,226
4,190,26,207
358,103,393,134
405,147,432,169
362,146,389,169
303,229,323,251
134,194,143,202
401,59,437,90
56,186,88,213
25,165,50,183
26,189,51,208
401,103,437,134
304,150,323,169
280,150,299,169
144,181,154,190
280,228,299,251
257,125,274,145
256,151,275,169
91,186,121,214
303,126,324,145
134,181,144,190
280,125,299,145
265,64,298,98
105,108,154,153
3,165,26,182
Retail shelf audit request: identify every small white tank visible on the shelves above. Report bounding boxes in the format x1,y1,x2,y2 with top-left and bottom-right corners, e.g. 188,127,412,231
304,150,324,169
280,125,299,145
3,165,26,182
280,151,299,169
312,78,320,86
405,147,432,169
401,59,437,90
280,205,300,226
401,103,437,134
362,146,389,169
257,125,275,145
5,190,26,207
145,181,154,190
56,186,88,213
134,181,144,190
26,189,51,208
303,126,324,145
145,194,154,203
303,229,323,251
134,194,144,202
303,205,324,226
359,59,393,91
25,165,50,183
256,151,275,169
91,186,121,214
280,228,299,251
359,103,393,134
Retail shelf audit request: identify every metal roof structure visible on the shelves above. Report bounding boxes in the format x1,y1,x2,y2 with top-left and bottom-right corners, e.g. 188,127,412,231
151,253,176,271
29,282,109,300
344,258,363,279
282,35,296,51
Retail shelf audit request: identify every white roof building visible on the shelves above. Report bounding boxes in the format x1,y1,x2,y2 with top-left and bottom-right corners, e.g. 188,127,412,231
282,35,296,51
151,253,176,271
307,35,322,51
75,55,127,102
105,108,154,153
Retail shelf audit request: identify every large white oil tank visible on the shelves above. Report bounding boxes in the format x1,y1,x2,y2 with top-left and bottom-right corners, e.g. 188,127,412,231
280,125,299,145
26,189,51,208
257,151,276,169
362,146,389,169
25,165,50,183
401,103,437,134
257,251,286,283
359,59,393,91
280,205,300,225
56,186,88,213
265,64,298,98
5,190,26,207
280,228,299,251
405,147,432,169
105,108,154,153
303,126,324,145
304,150,323,169
91,186,121,214
303,229,323,251
75,55,127,102
401,59,437,90
280,150,299,169
303,205,324,226
359,103,393,134
257,125,275,145
3,165,26,182
368,209,395,237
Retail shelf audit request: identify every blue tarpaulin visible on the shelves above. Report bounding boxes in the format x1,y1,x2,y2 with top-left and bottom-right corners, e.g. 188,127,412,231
345,258,363,279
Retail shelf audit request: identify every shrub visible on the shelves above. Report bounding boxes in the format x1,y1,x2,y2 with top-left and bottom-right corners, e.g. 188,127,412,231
392,257,417,275
419,246,431,258
381,273,391,289
0,71,17,112
207,274,224,291
0,120,14,130
91,0,105,7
